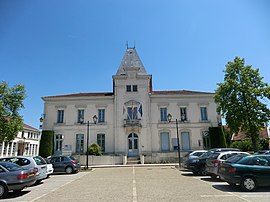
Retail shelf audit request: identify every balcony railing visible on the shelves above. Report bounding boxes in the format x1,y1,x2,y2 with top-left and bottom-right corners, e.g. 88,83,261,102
124,119,142,127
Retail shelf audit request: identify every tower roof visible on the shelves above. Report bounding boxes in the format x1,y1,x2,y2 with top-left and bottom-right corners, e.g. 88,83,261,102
116,48,147,75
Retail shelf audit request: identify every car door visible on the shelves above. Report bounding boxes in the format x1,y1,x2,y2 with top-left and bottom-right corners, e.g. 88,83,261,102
251,156,270,186
51,157,62,172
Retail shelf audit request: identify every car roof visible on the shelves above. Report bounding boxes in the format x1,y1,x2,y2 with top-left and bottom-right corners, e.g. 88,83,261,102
215,151,248,156
1,156,41,159
210,148,240,152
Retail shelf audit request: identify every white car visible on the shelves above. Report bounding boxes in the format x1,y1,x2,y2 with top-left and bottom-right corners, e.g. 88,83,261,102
45,158,54,177
205,151,250,178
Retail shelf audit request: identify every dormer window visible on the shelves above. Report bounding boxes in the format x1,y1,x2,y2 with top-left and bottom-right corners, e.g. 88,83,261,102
126,85,138,92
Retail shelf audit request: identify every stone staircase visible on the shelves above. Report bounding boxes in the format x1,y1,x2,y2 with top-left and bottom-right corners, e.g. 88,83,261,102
127,156,140,165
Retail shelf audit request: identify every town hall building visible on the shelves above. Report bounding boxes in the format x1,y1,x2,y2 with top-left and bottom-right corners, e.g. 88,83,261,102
42,48,219,161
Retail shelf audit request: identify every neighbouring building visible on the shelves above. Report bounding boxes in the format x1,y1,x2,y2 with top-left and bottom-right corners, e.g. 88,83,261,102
0,123,40,157
41,48,220,161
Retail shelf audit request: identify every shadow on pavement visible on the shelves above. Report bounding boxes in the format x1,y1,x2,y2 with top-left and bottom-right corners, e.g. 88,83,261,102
5,190,31,199
213,184,270,193
200,176,222,183
181,172,195,177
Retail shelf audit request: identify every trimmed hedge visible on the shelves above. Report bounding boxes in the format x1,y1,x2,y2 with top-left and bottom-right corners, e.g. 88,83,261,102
88,143,102,156
39,130,54,158
209,126,227,148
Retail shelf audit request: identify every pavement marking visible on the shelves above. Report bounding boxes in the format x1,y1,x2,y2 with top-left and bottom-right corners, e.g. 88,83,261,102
29,172,89,202
183,171,253,202
201,195,234,197
241,194,270,198
132,166,138,202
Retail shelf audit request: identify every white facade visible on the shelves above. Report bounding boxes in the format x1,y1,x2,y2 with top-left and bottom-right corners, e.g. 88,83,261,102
0,124,40,157
42,48,219,157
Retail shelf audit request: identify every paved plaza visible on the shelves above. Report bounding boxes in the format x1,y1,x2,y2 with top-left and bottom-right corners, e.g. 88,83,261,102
4,166,270,202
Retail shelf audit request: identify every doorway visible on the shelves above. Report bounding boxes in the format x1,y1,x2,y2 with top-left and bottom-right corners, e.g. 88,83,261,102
128,133,139,156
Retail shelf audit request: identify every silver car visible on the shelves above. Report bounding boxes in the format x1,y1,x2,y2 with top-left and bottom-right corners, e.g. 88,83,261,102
0,156,47,183
0,161,36,199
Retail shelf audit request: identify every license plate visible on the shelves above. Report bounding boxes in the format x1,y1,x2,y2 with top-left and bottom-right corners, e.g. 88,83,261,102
29,173,35,177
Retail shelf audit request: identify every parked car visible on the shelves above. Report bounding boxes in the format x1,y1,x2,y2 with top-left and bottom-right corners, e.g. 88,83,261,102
189,148,240,175
47,155,80,174
205,151,249,178
44,158,54,177
0,161,36,199
218,154,270,191
0,156,47,183
254,150,270,154
183,150,207,170
220,153,250,164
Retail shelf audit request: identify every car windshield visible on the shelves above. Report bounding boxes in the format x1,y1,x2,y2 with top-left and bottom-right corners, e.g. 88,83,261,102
0,162,22,171
199,151,213,158
34,156,47,165
208,153,220,160
237,155,270,166
69,156,76,161
225,154,249,163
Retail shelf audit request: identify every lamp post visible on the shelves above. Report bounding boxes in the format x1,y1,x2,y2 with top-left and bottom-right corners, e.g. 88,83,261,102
167,113,183,168
80,115,98,170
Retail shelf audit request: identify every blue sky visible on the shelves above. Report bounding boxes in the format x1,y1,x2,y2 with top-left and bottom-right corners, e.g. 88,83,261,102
1,0,270,129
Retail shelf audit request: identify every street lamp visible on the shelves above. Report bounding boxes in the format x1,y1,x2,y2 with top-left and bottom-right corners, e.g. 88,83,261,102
80,115,98,170
167,113,184,168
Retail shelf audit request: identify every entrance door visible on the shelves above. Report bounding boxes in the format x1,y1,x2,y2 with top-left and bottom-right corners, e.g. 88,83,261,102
128,133,139,156
17,142,25,156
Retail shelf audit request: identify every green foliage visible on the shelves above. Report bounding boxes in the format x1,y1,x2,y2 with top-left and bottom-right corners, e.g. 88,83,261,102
223,127,233,147
209,127,227,148
39,130,54,158
0,81,26,142
230,138,267,152
88,143,102,156
230,139,254,152
215,57,270,151
259,138,269,150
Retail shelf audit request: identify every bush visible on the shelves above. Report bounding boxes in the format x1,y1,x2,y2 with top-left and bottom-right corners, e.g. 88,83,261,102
230,140,253,151
230,139,264,152
259,138,269,150
88,143,102,156
39,130,54,157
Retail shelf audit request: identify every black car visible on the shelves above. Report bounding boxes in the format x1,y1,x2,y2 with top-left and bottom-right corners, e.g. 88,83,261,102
182,150,207,170
47,155,80,174
218,154,270,191
190,148,240,175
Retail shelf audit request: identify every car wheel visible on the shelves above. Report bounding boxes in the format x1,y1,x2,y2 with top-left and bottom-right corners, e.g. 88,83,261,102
65,166,73,174
0,183,8,199
241,176,256,191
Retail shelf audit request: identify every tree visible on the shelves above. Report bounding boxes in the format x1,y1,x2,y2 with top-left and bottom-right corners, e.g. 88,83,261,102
0,81,26,142
215,57,270,151
39,130,54,158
